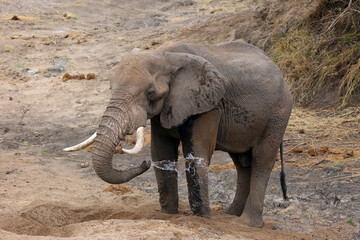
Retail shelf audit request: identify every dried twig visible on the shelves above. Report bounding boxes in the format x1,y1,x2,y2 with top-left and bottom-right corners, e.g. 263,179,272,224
299,173,360,184
284,142,307,154
11,159,31,163
323,0,358,34
19,107,30,125
308,159,328,169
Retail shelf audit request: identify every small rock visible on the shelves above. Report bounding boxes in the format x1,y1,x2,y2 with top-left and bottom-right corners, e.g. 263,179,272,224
344,150,354,158
272,224,283,230
319,146,329,153
80,162,89,168
47,66,65,73
86,73,96,80
63,12,77,19
308,148,319,156
5,169,16,174
211,204,223,211
79,74,85,79
75,99,81,104
25,69,36,74
62,72,71,82
9,96,13,101
11,15,20,21
44,73,51,77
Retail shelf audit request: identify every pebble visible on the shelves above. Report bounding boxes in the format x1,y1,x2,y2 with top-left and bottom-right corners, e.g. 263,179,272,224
75,99,81,104
81,162,89,168
272,224,283,230
47,66,65,72
86,73,96,80
9,96,13,101
44,73,52,77
23,68,40,75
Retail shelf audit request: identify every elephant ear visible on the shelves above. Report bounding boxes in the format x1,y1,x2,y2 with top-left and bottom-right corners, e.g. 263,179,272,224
160,52,226,129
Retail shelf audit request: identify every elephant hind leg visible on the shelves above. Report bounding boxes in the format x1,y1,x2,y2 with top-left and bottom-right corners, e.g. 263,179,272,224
246,140,279,228
225,151,251,216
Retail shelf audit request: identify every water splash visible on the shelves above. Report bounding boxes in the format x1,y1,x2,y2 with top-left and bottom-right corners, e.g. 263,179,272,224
151,154,206,174
151,160,178,173
184,153,206,173
151,154,234,209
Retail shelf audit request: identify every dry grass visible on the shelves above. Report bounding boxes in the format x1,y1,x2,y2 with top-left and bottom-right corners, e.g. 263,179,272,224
281,106,360,169
269,0,360,106
286,107,360,145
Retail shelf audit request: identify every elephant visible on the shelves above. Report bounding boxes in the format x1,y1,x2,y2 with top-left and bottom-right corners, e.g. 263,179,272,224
64,41,292,227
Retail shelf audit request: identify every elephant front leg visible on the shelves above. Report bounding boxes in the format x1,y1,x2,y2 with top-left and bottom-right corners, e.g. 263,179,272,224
185,155,210,217
179,109,221,217
154,160,179,214
151,120,180,214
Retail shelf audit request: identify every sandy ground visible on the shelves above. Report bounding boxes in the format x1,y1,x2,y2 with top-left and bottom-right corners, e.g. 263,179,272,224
0,0,360,239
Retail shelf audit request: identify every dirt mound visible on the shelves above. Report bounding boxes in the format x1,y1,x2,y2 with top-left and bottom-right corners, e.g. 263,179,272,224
172,0,322,50
0,200,161,237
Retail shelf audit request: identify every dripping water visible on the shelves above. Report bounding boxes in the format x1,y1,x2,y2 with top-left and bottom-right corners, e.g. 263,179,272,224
150,154,236,209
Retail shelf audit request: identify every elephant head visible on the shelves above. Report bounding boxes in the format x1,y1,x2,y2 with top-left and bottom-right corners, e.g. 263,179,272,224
65,48,226,184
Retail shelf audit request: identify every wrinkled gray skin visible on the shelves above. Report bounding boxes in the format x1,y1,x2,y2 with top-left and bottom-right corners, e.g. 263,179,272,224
92,41,292,227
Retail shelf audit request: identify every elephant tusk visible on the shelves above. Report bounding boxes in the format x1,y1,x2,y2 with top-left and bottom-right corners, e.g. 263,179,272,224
63,132,97,152
63,127,144,154
122,126,144,154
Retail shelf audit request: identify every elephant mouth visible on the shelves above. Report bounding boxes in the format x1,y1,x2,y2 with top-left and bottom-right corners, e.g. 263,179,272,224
63,126,145,154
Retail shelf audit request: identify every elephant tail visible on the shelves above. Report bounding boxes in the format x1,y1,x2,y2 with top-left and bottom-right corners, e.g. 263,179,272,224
280,142,288,200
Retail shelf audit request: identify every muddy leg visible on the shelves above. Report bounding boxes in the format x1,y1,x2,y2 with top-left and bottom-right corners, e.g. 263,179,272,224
179,110,221,217
226,152,251,216
151,120,180,214
184,154,210,216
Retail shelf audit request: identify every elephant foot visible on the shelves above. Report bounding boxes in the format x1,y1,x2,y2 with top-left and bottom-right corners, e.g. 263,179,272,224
160,208,178,214
190,205,210,218
248,215,264,228
160,205,179,214
225,204,245,217
191,210,211,218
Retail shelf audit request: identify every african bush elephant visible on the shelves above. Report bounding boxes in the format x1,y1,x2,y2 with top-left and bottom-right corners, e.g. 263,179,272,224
65,41,292,227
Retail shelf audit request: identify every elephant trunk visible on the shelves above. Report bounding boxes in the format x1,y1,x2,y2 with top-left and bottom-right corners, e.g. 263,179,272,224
92,104,150,184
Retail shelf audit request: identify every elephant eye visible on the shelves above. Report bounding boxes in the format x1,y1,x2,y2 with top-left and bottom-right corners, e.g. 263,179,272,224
147,88,156,101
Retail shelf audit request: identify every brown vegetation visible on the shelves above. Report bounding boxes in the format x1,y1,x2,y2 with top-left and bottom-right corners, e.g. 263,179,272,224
270,0,360,107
